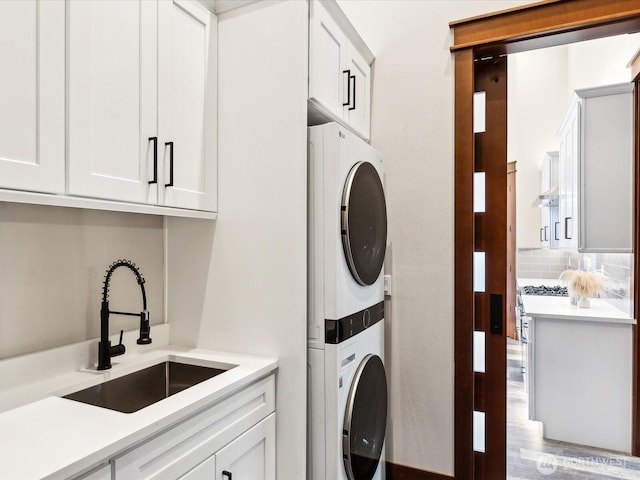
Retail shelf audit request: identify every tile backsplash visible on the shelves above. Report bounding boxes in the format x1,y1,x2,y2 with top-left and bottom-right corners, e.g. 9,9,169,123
0,202,165,360
517,248,633,316
517,248,571,279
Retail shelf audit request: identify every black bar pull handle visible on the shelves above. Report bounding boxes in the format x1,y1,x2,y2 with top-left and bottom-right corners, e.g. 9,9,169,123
222,471,232,480
540,228,543,242
342,69,351,107
490,293,503,335
349,73,356,110
148,137,158,185
564,216,572,240
554,221,560,241
544,225,548,241
165,141,174,188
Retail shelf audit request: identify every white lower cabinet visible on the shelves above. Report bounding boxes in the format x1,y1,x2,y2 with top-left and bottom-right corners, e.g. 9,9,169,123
73,463,112,480
180,453,216,480
215,414,276,480
85,375,274,480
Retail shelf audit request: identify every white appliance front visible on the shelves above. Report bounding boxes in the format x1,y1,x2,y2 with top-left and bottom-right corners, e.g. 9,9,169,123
308,320,387,480
308,123,386,349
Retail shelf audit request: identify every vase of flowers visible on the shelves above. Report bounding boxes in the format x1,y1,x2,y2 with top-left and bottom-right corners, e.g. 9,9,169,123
560,269,605,308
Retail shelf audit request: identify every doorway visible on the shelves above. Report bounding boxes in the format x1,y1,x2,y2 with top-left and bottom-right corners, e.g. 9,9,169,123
506,34,640,477
450,3,640,479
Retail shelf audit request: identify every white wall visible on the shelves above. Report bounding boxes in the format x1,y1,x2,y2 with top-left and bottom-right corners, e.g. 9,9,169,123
508,46,569,248
568,33,640,94
337,1,528,475
0,203,164,359
166,2,308,479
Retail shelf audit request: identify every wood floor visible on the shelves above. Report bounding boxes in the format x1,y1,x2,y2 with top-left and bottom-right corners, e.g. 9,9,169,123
507,339,640,479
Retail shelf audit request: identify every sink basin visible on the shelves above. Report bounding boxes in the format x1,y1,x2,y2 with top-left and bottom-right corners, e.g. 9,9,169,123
63,361,231,413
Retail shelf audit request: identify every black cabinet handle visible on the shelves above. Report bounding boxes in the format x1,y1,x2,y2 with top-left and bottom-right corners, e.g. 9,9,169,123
148,137,158,185
342,69,351,107
544,225,549,241
222,471,232,480
564,216,572,240
342,70,356,110
165,141,174,188
540,228,543,242
349,73,356,110
554,222,560,241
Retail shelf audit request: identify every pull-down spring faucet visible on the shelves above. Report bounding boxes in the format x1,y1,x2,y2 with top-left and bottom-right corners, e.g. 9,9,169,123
97,259,152,370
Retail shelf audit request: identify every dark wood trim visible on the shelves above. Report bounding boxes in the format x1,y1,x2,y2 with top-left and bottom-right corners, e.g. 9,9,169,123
473,56,508,480
450,0,640,53
453,47,475,480
451,1,640,477
448,0,558,27
386,462,454,480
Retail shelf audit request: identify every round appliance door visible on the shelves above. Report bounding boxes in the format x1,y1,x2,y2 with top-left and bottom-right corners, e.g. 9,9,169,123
341,161,387,286
343,354,388,480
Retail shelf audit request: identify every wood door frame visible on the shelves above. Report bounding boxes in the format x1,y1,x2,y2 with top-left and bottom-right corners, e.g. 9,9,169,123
450,1,640,478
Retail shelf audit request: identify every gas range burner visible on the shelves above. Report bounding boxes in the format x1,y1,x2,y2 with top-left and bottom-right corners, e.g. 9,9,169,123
522,285,568,296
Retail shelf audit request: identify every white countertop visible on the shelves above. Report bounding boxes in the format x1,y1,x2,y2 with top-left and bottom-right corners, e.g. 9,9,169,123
0,342,278,480
521,295,635,325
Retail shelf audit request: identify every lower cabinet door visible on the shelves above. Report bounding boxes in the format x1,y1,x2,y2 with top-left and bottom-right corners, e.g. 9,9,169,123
215,414,276,480
72,463,112,480
181,454,216,480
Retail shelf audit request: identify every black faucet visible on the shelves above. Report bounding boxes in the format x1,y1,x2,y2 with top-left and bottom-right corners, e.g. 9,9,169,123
97,259,152,370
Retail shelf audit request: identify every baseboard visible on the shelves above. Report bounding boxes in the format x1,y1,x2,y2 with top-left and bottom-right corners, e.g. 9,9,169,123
386,461,454,480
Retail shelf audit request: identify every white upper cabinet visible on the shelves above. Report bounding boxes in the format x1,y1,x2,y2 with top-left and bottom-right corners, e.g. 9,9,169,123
67,0,158,204
344,47,371,138
158,0,217,212
557,83,633,252
67,0,217,212
0,0,65,194
308,2,348,120
308,0,373,141
538,151,559,248
558,101,579,250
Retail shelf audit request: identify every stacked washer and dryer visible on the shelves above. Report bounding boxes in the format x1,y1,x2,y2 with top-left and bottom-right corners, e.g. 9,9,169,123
308,123,388,480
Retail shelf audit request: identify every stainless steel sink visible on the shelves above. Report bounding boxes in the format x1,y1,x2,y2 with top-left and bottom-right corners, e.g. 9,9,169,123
63,361,231,413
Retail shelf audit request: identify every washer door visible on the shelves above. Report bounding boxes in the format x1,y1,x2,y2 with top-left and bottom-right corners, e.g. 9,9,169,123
342,161,387,286
343,354,388,480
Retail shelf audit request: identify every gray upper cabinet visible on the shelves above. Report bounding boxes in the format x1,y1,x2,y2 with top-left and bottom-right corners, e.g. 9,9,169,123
557,83,633,252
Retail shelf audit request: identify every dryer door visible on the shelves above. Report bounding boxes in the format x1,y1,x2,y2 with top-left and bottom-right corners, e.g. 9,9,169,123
341,161,387,286
343,354,388,480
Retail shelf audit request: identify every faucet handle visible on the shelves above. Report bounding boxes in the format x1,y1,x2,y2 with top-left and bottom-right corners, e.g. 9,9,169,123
137,311,152,345
109,330,126,357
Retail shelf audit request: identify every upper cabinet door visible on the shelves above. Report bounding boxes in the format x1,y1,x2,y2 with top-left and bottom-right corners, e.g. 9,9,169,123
309,0,348,119
558,101,579,250
158,0,217,212
0,0,64,194
344,48,370,140
67,0,158,204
